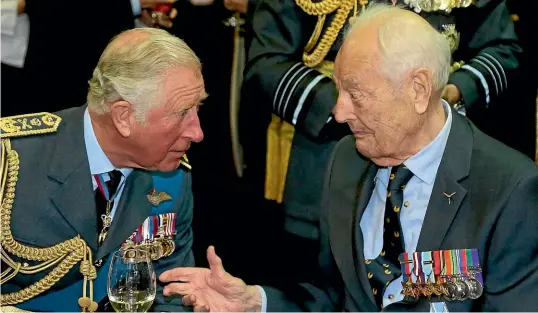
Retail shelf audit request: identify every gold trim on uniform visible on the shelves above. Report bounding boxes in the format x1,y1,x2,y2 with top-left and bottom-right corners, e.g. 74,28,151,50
442,24,460,54
179,154,191,170
1,135,98,312
405,0,475,13
0,113,62,138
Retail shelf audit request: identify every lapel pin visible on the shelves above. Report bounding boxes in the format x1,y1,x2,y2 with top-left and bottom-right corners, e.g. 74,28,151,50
443,192,456,205
147,189,172,206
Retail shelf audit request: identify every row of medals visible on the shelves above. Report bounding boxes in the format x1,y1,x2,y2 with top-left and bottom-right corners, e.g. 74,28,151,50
122,236,176,261
402,274,483,301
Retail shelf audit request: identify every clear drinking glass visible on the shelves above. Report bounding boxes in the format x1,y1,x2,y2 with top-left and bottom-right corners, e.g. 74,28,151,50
107,248,156,312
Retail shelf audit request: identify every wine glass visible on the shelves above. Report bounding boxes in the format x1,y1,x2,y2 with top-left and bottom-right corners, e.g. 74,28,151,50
108,248,156,312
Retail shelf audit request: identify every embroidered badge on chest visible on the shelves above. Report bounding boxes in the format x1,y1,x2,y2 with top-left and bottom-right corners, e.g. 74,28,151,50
147,188,172,206
122,213,177,260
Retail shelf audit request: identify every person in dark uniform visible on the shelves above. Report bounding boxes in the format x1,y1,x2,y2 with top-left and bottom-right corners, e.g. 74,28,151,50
0,28,204,312
239,0,522,284
155,6,538,311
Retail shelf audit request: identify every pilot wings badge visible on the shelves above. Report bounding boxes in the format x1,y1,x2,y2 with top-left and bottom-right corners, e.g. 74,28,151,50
147,189,172,206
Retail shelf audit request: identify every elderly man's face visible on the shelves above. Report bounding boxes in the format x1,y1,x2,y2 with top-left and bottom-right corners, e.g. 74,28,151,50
130,66,205,172
333,37,418,166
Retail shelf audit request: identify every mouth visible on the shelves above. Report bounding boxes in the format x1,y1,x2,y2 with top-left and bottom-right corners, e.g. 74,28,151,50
352,129,370,138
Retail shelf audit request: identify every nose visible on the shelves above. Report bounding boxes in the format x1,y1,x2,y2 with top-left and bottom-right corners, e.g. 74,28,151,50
184,112,204,143
333,94,354,123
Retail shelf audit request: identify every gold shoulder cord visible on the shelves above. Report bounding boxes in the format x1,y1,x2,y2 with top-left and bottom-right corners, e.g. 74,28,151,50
1,127,98,311
297,0,364,68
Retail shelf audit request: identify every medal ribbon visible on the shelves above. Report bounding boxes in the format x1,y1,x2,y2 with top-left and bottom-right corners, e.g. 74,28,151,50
93,173,123,202
459,249,467,278
413,252,422,283
400,252,413,283
433,250,442,284
421,251,433,283
471,248,484,285
443,250,452,281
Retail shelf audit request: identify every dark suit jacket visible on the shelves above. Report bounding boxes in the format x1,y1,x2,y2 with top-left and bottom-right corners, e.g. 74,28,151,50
1,106,194,312
263,110,538,311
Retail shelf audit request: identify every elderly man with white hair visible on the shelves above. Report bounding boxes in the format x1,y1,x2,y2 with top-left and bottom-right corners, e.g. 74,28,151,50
0,28,205,312
158,3,538,312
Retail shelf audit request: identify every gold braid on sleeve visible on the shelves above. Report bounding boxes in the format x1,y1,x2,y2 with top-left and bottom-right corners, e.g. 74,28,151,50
297,0,363,68
0,139,98,312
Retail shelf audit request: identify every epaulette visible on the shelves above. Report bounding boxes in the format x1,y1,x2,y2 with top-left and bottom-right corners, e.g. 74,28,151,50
0,112,62,138
179,154,191,170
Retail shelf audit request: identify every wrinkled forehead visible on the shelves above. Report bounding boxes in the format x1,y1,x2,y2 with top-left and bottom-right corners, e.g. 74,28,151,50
334,40,379,84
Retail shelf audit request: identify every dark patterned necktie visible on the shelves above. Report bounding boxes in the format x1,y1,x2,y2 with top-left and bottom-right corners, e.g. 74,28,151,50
366,164,414,308
95,170,122,245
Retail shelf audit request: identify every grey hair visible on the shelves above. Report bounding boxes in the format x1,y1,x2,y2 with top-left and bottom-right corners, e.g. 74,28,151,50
87,28,201,122
346,2,451,91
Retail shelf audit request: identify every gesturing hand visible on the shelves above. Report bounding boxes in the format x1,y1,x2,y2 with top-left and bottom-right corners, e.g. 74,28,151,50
159,246,263,312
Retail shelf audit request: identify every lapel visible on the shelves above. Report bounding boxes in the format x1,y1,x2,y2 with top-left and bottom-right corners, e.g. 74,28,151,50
416,111,472,252
328,136,378,311
48,106,100,251
95,170,154,260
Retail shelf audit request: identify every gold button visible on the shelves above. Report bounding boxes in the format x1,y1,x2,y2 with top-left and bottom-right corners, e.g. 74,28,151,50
388,294,395,300
380,250,386,256
385,269,392,275
394,231,400,238
373,288,378,295
368,272,373,279
390,173,395,180
365,259,372,264
404,201,410,207
386,217,390,223
383,263,389,268
394,206,400,213
387,191,391,198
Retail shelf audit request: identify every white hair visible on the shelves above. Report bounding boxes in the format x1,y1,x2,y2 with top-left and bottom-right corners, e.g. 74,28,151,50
347,3,451,91
87,28,201,122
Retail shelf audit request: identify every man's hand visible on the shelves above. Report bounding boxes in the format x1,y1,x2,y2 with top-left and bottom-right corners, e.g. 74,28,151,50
160,246,262,312
442,84,462,105
224,0,248,13
140,8,178,28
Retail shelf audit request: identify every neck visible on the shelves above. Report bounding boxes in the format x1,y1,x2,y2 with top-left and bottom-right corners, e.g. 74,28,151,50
89,111,130,169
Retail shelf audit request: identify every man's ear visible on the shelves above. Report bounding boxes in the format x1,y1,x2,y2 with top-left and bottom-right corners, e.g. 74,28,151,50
411,68,433,115
110,100,133,137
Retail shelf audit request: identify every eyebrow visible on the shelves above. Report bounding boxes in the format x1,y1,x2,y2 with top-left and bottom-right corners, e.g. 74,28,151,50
178,90,209,113
341,76,361,88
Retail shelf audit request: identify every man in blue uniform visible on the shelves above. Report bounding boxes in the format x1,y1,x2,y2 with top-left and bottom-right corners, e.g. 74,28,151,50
0,27,205,312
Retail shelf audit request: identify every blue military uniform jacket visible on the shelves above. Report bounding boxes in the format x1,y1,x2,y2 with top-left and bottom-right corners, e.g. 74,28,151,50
0,106,194,312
